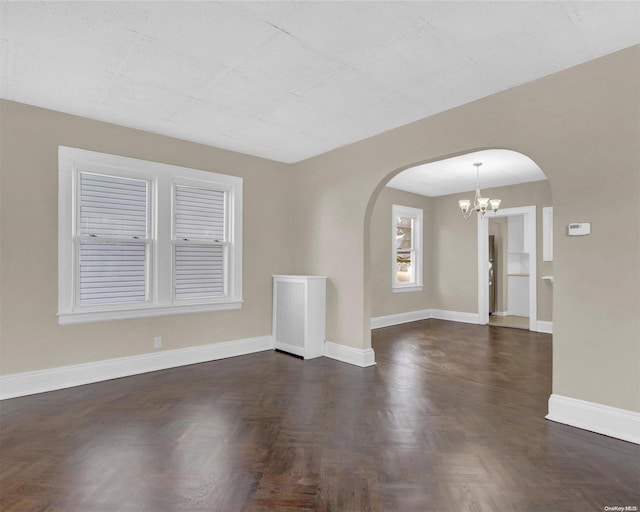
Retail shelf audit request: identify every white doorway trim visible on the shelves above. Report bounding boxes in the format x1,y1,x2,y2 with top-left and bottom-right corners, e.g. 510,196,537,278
477,206,537,330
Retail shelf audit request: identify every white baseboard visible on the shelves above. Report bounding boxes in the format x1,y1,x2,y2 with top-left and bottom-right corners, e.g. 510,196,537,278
0,335,274,400
371,309,482,329
370,309,431,329
546,393,639,444
536,320,553,334
371,309,551,333
324,341,376,367
430,309,482,324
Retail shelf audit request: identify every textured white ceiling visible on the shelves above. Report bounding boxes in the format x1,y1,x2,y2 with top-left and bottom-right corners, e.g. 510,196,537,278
1,1,639,163
386,149,547,197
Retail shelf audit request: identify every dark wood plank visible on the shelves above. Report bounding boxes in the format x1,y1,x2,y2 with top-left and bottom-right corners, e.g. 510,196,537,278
1,319,638,511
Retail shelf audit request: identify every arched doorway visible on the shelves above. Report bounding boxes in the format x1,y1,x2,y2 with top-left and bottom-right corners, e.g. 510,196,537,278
364,149,551,335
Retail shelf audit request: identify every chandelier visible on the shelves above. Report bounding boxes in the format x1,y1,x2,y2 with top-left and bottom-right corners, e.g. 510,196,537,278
458,162,501,218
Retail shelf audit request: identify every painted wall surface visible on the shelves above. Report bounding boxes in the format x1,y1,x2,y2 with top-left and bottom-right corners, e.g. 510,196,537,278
294,46,639,412
370,187,432,317
0,100,294,374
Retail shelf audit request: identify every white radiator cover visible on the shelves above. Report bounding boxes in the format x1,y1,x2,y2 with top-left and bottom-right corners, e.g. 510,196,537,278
272,275,327,359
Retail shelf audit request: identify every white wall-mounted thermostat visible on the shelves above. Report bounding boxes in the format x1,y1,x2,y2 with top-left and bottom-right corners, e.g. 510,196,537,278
568,223,591,236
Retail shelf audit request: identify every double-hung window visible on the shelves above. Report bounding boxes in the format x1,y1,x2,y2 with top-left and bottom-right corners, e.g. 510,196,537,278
58,146,243,324
77,172,151,307
392,204,423,293
173,184,227,301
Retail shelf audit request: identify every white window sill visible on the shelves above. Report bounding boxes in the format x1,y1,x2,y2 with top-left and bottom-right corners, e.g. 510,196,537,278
392,285,423,293
58,301,243,325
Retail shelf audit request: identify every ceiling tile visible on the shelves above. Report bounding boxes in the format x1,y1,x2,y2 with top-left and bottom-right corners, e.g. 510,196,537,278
227,1,300,19
0,38,10,80
476,20,592,92
96,77,191,122
354,26,469,93
420,2,570,59
403,64,496,115
119,37,227,97
9,79,100,119
300,68,401,117
10,43,115,105
247,1,420,65
141,2,278,66
346,92,432,134
259,95,344,134
226,119,329,163
172,99,256,138
0,1,139,75
197,71,293,120
231,32,343,94
567,2,640,57
64,1,156,32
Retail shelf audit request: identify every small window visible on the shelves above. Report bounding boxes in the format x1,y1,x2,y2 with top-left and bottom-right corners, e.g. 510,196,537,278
392,204,423,293
58,147,243,324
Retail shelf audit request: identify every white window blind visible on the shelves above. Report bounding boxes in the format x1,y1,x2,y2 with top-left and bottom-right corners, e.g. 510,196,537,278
174,185,226,300
78,172,149,306
175,186,225,241
79,241,147,305
79,173,147,238
59,146,243,324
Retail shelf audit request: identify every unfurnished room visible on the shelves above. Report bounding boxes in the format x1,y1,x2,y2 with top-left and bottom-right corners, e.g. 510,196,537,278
0,2,639,511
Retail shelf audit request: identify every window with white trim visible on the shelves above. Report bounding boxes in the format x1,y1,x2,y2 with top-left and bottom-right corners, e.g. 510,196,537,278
392,204,423,293
58,146,243,324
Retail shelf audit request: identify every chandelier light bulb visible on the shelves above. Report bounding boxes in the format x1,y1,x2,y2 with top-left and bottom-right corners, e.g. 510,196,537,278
458,162,501,218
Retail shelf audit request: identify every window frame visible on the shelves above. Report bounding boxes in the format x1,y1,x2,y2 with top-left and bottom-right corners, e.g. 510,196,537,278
58,146,243,325
391,204,423,293
75,170,153,309
171,180,232,304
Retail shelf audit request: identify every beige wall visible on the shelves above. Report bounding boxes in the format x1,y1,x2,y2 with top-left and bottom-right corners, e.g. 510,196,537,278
0,100,294,374
294,46,640,412
370,181,552,321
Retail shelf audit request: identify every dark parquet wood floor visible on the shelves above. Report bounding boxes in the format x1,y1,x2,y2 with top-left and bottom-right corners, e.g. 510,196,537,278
1,319,638,511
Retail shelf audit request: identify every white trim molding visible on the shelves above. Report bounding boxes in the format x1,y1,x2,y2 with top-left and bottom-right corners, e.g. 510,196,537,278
478,206,537,331
371,309,432,329
0,335,273,400
536,320,553,334
546,394,640,444
371,309,482,329
542,206,553,261
391,204,423,293
430,309,481,324
324,341,376,367
372,309,551,333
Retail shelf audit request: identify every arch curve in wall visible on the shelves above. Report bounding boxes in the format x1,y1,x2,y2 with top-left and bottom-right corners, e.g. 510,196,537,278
363,147,551,336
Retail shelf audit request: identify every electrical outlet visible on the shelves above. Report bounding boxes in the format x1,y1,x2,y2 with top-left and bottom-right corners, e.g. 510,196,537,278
154,336,162,349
